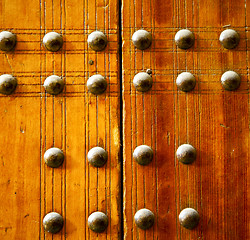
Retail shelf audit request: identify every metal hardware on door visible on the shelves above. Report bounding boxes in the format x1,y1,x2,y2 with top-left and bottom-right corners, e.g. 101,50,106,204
0,74,17,95
179,208,200,229
87,74,107,95
87,31,107,51
43,32,63,52
133,72,153,92
133,145,153,166
44,147,64,168
175,29,195,49
43,212,64,234
221,70,241,91
134,208,155,230
88,211,109,233
132,30,152,50
43,75,64,95
87,146,108,167
176,144,197,164
0,31,16,52
176,72,196,92
219,29,240,49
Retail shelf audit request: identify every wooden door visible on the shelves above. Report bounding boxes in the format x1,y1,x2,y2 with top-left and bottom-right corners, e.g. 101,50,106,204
0,0,249,239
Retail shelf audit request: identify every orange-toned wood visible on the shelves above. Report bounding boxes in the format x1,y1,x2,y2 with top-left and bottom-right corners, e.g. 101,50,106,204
122,0,249,239
0,0,121,239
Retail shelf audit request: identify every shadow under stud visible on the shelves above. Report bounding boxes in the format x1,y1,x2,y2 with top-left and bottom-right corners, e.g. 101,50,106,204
87,31,107,51
43,32,63,52
0,31,16,52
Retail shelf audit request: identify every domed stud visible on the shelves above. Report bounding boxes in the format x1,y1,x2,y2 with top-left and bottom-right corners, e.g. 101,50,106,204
133,72,153,92
88,211,109,233
87,147,108,167
44,75,64,95
87,74,107,95
43,32,63,52
179,208,200,229
43,212,64,234
176,144,197,164
87,31,107,51
176,72,196,92
221,70,241,91
0,31,16,52
134,208,155,230
0,74,17,95
133,145,153,166
132,30,152,50
219,29,240,49
44,147,64,168
175,29,195,49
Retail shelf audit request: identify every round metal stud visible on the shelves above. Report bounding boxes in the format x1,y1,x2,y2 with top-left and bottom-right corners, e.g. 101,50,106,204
176,72,196,92
87,74,107,95
0,74,17,95
179,208,200,229
88,211,109,233
175,29,195,49
43,212,64,234
44,75,64,95
87,31,107,51
43,32,63,52
133,145,153,166
219,29,240,49
0,31,16,52
87,147,108,167
132,30,152,50
44,147,64,168
133,72,153,92
176,144,196,164
221,70,241,91
134,208,155,230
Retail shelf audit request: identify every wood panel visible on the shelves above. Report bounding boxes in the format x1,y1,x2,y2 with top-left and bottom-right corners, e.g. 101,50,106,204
122,0,249,239
0,0,121,239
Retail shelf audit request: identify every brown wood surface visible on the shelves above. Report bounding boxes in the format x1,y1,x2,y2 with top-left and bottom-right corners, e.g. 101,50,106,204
122,0,249,239
0,0,121,239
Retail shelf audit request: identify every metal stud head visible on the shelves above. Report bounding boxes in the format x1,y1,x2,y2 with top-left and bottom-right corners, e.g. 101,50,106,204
87,74,107,95
176,72,196,92
133,145,153,166
133,72,153,92
219,29,240,49
43,32,63,52
87,31,107,51
134,208,155,230
132,30,152,50
87,147,108,167
179,208,200,229
176,144,196,164
88,211,109,233
0,74,17,95
175,29,195,49
0,31,16,52
44,75,64,95
221,70,241,91
43,212,64,234
44,147,64,168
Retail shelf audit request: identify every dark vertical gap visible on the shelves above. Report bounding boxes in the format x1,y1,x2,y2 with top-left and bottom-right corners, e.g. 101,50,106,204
118,0,124,239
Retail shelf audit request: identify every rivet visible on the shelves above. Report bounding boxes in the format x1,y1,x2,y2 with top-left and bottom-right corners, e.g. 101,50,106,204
44,75,64,95
221,70,241,91
179,208,200,229
219,29,240,49
132,30,152,50
87,74,107,95
43,32,63,52
87,147,108,167
176,144,196,164
44,147,64,168
43,212,64,234
88,211,109,233
133,145,153,166
0,31,16,52
176,72,196,92
89,59,94,65
146,69,152,75
87,31,107,51
133,72,153,92
0,74,17,95
175,29,195,49
134,208,155,230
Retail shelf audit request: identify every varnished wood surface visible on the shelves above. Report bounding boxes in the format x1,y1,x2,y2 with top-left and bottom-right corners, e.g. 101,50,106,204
0,0,121,239
122,0,249,239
